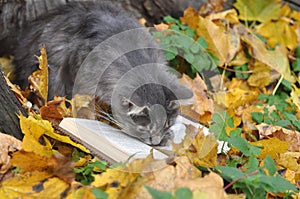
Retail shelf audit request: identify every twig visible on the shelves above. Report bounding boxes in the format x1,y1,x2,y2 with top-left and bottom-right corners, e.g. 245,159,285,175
218,65,253,74
223,170,259,190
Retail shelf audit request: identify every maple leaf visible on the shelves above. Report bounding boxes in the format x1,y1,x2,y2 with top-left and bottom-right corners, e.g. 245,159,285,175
234,0,281,22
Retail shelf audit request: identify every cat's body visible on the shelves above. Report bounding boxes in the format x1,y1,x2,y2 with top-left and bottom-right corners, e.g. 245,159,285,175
3,1,192,145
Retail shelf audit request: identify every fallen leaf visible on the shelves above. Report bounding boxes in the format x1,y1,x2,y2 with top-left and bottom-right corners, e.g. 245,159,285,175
130,157,227,199
11,151,75,183
256,124,300,152
256,18,298,49
28,47,49,105
250,137,289,159
237,24,295,83
178,74,214,124
19,115,89,156
199,0,226,17
0,133,22,174
172,125,218,168
40,96,72,125
0,171,69,199
234,0,281,22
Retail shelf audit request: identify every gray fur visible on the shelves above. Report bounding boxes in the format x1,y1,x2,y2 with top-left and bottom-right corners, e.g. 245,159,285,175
11,1,193,145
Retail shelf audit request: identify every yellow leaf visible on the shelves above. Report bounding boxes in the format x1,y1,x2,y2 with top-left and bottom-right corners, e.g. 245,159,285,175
256,18,298,49
28,47,49,104
172,125,218,168
0,171,69,199
19,115,89,156
238,25,295,83
128,157,228,199
247,62,273,87
250,137,289,159
181,7,238,65
234,0,281,22
291,84,300,110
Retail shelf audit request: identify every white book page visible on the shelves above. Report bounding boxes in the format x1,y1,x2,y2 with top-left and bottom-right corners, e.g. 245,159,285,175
59,118,168,162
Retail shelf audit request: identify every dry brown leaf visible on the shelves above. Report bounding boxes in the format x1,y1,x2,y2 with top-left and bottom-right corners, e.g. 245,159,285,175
130,156,228,199
199,0,226,17
40,96,72,125
0,133,22,174
178,74,214,124
28,47,49,105
11,151,75,183
256,124,300,152
172,125,218,168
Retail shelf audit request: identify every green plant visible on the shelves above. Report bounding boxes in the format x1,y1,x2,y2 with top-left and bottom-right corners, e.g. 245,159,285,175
252,93,300,131
74,160,107,185
152,16,218,78
145,186,193,199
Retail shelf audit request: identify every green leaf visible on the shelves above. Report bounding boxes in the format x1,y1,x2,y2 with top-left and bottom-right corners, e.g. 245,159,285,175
295,45,300,58
209,111,229,141
292,58,300,72
273,120,291,129
92,188,108,199
184,52,194,64
228,137,261,157
252,112,264,123
282,112,297,121
196,37,208,49
247,156,259,173
281,79,292,91
263,155,277,176
259,176,297,193
145,186,173,199
215,166,244,181
258,94,268,100
175,187,193,199
164,16,180,24
230,128,242,137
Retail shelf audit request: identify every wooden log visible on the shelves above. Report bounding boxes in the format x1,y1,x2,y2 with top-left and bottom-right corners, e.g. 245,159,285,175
0,69,27,139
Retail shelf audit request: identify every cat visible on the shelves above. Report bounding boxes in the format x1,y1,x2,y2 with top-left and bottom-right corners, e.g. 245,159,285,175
6,1,193,145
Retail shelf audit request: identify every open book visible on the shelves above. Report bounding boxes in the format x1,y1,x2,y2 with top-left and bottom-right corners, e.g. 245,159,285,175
59,116,211,164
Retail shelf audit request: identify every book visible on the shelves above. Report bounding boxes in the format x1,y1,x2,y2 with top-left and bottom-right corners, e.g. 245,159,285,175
59,115,208,164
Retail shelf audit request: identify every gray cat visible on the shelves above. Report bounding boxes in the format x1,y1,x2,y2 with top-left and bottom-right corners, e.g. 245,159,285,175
8,1,193,145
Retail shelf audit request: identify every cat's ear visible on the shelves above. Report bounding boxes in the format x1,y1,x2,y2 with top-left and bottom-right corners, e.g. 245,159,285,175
122,98,149,116
171,84,193,100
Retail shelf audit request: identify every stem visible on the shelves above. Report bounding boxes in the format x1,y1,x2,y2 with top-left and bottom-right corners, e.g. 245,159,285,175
223,170,259,191
272,75,283,95
218,65,253,74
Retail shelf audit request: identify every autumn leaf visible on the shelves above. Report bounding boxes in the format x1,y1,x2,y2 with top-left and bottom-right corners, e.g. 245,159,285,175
234,0,281,22
250,137,289,159
0,133,21,174
178,74,214,124
40,96,73,125
28,47,49,105
129,157,228,199
0,171,69,199
19,115,89,156
237,24,295,83
256,124,300,152
256,18,298,49
172,125,218,168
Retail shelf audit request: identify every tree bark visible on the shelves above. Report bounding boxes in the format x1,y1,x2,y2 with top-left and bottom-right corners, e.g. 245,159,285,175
0,69,26,140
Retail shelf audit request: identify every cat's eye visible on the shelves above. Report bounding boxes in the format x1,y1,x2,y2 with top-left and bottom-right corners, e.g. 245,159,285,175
131,115,151,126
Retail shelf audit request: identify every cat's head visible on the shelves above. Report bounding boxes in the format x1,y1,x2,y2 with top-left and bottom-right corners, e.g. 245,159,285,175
120,83,192,145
